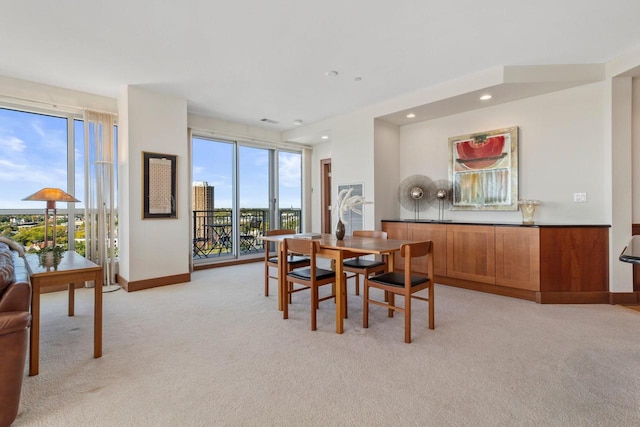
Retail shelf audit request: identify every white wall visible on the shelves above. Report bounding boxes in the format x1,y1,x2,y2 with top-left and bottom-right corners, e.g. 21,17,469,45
0,75,117,114
373,119,400,227
311,141,331,233
305,113,377,233
399,82,609,224
118,86,190,282
633,78,640,222
329,113,377,231
609,77,634,292
188,114,282,144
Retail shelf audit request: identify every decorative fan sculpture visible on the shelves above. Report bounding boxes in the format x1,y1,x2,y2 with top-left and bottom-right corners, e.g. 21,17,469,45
398,175,433,221
427,179,455,221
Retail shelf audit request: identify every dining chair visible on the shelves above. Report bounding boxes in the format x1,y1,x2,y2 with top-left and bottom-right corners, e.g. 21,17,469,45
363,240,434,343
263,229,310,297
343,230,388,295
283,237,345,331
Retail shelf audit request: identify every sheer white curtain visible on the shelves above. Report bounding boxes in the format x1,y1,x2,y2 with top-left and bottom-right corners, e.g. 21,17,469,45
83,111,116,287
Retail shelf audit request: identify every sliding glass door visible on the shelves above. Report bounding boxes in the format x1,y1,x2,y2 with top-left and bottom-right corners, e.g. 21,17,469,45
192,136,302,263
278,151,302,231
192,138,234,259
238,146,270,253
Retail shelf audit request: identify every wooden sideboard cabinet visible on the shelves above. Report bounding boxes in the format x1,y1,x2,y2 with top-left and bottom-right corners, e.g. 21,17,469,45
382,220,609,303
446,224,495,284
495,226,540,291
407,223,447,276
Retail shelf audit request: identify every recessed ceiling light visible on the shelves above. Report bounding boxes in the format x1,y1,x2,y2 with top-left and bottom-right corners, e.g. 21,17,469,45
321,135,329,140
325,70,338,77
406,113,416,118
293,119,303,126
354,77,362,81
480,94,492,101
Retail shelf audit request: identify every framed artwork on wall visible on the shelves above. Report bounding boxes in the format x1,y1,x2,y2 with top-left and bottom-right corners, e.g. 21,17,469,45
143,151,177,219
449,126,518,211
337,183,364,236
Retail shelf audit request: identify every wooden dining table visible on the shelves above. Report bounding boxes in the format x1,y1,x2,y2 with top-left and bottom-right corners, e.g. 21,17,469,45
259,233,411,334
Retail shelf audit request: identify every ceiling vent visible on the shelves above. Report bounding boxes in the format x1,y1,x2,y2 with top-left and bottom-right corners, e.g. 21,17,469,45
260,118,279,124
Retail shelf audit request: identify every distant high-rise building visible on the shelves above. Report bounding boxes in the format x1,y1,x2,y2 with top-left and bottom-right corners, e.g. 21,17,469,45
192,181,214,212
192,181,214,242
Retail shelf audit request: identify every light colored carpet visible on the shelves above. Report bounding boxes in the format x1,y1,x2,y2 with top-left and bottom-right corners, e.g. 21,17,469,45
15,262,640,426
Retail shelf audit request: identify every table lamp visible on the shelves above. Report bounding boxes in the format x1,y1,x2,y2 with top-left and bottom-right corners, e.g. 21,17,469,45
22,188,80,248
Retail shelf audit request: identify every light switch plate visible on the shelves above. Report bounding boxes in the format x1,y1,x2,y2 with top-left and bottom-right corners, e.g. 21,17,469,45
574,192,587,203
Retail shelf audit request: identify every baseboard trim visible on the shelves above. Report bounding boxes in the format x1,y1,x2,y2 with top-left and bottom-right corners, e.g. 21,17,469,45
435,276,537,301
436,276,616,304
610,292,640,305
117,272,191,292
535,291,610,304
193,256,262,270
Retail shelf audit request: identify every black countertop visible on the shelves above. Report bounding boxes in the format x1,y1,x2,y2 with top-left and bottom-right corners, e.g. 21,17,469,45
382,219,611,228
620,236,640,264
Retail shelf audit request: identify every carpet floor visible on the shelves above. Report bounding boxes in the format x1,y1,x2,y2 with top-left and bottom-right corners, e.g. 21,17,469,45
14,262,640,426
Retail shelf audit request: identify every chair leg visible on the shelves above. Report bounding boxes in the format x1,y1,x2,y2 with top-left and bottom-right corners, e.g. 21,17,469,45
363,280,369,328
331,282,336,305
405,293,411,343
283,283,289,320
264,264,269,297
311,285,318,331
343,273,348,319
355,274,360,296
289,281,293,304
429,283,435,330
388,293,395,318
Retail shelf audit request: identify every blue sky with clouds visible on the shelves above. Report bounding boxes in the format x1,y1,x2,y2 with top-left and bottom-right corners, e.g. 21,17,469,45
192,137,301,209
0,108,71,209
0,108,301,211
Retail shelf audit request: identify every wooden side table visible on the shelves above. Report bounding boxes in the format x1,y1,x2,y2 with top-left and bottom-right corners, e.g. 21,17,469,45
26,251,103,376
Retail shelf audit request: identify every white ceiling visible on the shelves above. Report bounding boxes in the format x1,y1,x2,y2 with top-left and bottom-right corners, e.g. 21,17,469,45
1,1,640,133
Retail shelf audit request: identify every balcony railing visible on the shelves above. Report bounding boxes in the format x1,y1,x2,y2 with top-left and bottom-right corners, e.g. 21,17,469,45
192,208,302,259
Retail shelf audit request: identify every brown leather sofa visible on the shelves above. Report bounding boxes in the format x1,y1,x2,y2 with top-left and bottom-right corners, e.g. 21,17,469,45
0,240,32,427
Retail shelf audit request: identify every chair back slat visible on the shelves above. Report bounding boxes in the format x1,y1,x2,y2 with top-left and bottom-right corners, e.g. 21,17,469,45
265,229,298,259
400,241,431,259
402,241,433,285
283,238,318,257
353,230,388,239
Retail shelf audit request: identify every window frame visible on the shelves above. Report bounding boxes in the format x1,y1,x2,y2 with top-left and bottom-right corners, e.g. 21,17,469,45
0,103,85,251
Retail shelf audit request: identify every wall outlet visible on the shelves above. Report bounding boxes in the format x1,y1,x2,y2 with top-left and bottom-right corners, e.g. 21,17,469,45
574,192,587,203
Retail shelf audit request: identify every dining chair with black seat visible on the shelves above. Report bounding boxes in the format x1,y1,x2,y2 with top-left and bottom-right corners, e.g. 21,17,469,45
363,240,434,343
343,230,388,296
263,229,310,297
283,237,346,331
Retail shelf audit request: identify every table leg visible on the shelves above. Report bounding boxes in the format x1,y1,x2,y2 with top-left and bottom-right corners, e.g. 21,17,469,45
278,242,284,312
29,281,40,376
68,282,75,316
387,253,395,272
94,272,103,358
333,251,344,334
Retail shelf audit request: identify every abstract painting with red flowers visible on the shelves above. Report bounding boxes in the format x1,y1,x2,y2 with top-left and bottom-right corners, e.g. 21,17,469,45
449,126,518,210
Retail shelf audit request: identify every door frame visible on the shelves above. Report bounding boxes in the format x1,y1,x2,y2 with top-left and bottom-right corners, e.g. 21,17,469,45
321,158,331,233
